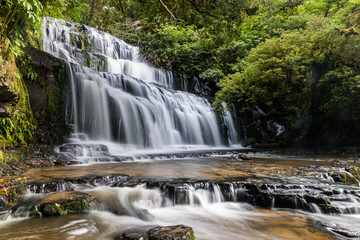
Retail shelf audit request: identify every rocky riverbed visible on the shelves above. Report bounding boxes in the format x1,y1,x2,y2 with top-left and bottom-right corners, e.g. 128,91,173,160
1,150,360,239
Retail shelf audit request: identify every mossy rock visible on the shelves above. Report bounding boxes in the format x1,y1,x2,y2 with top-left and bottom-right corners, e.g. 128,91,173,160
348,167,360,181
0,180,26,205
113,226,151,240
317,204,342,214
33,191,94,216
113,225,196,240
147,225,196,240
331,171,359,186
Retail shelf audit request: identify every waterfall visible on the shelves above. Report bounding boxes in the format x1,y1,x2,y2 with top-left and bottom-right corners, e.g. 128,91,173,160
42,17,240,152
221,102,239,146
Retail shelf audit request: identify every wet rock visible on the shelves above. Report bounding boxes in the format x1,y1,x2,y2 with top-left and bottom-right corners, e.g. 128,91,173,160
252,192,273,208
238,154,252,160
218,182,235,201
227,154,252,161
331,171,359,185
331,228,360,238
113,225,195,240
244,183,260,195
174,185,190,205
347,166,360,182
26,181,75,194
0,196,7,210
273,194,307,210
57,143,110,157
114,228,149,240
147,225,195,240
11,191,94,217
321,190,334,196
317,204,342,214
0,211,10,220
304,194,330,205
235,188,252,203
37,191,94,216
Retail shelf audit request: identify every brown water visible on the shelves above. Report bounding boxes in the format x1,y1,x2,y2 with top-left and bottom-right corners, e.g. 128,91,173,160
24,154,350,182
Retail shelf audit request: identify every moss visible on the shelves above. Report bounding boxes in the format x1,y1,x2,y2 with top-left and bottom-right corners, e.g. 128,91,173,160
335,171,359,186
45,85,61,122
348,167,360,181
39,194,94,216
6,183,25,202
0,52,36,148
147,225,196,240
85,51,91,67
0,182,26,204
70,32,88,51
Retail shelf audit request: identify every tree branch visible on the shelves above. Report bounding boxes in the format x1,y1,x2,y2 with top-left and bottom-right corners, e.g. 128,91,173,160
158,0,177,21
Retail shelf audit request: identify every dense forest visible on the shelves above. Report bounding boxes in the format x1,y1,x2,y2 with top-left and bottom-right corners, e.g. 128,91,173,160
1,0,360,149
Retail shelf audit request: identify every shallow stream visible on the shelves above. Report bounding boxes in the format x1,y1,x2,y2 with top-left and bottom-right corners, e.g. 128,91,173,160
1,154,359,240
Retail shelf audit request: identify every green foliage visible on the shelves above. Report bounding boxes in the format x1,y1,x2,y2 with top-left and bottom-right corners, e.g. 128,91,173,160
42,0,88,22
0,0,43,56
0,113,36,147
3,0,360,147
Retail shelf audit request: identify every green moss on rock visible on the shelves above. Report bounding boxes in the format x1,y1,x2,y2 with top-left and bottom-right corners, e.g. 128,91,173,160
36,191,94,216
69,32,89,51
147,225,196,240
348,167,360,181
113,225,196,240
331,171,359,186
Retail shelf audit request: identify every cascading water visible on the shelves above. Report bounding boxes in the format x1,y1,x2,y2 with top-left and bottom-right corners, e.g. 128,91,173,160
42,17,239,156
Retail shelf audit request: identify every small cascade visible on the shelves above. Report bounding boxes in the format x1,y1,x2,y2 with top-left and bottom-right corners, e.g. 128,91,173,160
221,102,240,146
18,178,360,218
89,186,164,221
42,17,241,156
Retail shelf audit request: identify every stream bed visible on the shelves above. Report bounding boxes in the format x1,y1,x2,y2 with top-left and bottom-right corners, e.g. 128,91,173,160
1,153,360,239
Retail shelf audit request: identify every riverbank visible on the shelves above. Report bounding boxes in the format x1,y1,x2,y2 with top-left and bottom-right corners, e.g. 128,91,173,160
0,144,56,206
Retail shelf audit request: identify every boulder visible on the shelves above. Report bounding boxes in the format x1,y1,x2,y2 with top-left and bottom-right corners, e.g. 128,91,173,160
331,171,359,186
12,191,94,217
113,227,150,240
113,225,195,240
147,225,195,240
36,191,94,216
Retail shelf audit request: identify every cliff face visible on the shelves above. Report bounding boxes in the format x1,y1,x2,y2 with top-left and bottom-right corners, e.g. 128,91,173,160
0,44,69,148
20,47,69,145
0,52,22,118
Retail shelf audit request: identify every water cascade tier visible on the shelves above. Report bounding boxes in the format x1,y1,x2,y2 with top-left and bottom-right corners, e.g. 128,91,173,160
42,17,239,155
